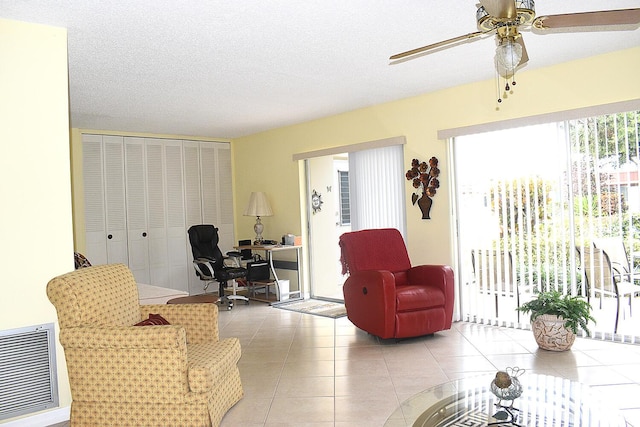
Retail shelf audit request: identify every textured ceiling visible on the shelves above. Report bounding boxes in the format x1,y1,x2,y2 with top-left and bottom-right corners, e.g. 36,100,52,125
2,1,639,138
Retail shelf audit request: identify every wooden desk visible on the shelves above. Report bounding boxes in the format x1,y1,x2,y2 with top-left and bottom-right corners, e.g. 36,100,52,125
234,244,303,302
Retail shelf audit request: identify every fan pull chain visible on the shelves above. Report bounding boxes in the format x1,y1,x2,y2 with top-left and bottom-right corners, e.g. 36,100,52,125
496,58,502,103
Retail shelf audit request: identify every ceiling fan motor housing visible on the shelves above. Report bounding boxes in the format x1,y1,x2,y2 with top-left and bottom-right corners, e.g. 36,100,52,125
477,0,536,31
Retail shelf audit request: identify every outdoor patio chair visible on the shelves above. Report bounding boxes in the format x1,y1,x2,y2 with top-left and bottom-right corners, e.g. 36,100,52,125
593,237,640,283
577,246,639,334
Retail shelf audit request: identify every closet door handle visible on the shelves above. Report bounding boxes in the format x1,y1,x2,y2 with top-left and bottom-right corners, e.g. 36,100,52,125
107,234,113,239
142,232,147,237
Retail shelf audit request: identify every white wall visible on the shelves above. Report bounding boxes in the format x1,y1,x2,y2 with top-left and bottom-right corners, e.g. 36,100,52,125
0,18,73,423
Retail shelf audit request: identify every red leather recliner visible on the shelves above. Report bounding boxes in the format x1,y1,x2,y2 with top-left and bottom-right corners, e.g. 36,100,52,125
339,228,454,339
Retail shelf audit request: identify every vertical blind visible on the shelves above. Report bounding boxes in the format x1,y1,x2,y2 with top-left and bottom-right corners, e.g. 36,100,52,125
348,144,406,237
453,110,640,342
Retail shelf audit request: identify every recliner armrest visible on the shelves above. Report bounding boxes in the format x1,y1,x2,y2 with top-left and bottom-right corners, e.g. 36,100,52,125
407,264,453,287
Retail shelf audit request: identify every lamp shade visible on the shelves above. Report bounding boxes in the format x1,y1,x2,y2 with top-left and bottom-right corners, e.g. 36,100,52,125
243,192,273,217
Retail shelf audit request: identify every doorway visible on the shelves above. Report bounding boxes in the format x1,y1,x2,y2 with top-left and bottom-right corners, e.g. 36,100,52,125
306,154,350,300
305,142,406,301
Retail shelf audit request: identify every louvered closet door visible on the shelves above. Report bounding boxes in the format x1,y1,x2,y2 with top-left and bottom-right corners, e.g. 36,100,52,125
200,143,234,252
82,134,128,266
164,140,188,291
183,141,204,294
215,143,234,252
145,139,169,286
124,138,150,283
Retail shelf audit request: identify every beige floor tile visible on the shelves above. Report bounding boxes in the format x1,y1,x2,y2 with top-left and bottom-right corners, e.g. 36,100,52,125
470,340,531,355
335,396,401,424
435,354,497,374
220,397,271,424
266,397,335,423
240,374,280,399
334,344,384,360
391,373,450,399
563,365,635,386
238,360,285,379
335,358,390,376
280,359,335,378
335,374,395,398
275,375,335,397
286,346,336,361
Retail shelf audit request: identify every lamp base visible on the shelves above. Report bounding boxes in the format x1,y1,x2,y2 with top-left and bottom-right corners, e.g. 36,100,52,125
254,216,264,244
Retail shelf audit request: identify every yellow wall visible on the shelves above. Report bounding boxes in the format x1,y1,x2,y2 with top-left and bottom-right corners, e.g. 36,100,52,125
0,18,73,420
233,47,640,267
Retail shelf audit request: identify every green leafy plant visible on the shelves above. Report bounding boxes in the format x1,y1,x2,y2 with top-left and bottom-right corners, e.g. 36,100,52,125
517,290,596,336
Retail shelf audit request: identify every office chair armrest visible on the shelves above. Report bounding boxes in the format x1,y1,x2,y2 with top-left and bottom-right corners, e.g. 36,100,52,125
193,258,215,278
140,303,219,344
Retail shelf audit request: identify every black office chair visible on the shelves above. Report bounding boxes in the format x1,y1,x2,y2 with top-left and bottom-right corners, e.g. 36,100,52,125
188,224,249,309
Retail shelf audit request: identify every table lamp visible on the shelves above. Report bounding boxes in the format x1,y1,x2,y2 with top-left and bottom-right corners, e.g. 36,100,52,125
243,192,273,244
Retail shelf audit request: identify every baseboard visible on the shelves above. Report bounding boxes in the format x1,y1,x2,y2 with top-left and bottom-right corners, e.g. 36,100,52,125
2,406,70,427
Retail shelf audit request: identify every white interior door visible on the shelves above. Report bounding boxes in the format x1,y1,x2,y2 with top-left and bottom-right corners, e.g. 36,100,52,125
307,155,347,300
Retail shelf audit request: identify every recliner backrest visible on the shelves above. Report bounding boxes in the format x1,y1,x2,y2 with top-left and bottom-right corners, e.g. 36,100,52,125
188,225,224,269
339,228,412,276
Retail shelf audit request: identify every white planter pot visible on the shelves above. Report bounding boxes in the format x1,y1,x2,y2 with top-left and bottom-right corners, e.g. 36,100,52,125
531,314,576,351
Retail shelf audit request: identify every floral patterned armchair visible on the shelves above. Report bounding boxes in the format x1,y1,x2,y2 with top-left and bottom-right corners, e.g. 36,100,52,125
47,263,242,426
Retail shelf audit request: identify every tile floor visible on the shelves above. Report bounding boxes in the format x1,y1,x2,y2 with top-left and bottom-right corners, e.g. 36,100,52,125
218,301,640,426
49,300,640,426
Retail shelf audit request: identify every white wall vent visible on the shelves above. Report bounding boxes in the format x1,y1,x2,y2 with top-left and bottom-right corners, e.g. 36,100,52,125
0,323,59,420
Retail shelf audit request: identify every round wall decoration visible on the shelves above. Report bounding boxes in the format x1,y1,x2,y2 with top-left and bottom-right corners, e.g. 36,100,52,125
311,189,323,214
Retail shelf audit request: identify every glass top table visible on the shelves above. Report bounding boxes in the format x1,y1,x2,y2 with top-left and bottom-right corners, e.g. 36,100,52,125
384,373,626,427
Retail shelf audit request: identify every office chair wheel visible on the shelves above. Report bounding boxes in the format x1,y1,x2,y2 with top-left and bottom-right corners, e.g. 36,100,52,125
227,301,234,310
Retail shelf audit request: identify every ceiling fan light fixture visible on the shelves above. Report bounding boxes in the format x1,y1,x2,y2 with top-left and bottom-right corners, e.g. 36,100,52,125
495,38,522,75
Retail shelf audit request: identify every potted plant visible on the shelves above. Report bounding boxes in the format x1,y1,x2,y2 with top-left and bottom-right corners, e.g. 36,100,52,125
517,290,595,351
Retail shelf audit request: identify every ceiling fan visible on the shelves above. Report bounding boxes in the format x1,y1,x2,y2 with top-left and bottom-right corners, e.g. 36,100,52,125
390,0,640,102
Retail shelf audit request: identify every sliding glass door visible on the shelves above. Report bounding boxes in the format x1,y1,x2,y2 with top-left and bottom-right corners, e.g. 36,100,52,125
453,110,640,340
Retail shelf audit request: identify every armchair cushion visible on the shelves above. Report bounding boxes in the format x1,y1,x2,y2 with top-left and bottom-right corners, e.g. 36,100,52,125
395,285,445,311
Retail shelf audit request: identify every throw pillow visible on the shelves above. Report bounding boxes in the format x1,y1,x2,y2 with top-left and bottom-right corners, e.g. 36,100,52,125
134,313,171,326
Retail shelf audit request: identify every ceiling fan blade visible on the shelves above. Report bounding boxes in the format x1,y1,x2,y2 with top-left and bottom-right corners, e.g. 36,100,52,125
390,31,488,60
533,8,640,31
515,36,528,66
480,0,517,19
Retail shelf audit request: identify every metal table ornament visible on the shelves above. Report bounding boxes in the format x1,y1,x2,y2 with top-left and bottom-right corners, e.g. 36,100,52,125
489,367,526,425
490,367,524,406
